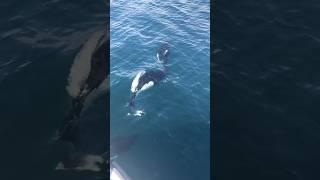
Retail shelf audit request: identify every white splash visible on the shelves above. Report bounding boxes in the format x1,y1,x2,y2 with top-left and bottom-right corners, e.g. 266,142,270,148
127,110,145,117
55,154,104,172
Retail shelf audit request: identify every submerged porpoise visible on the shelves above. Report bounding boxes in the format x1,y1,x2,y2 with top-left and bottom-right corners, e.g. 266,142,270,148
56,30,137,176
58,30,108,143
55,30,108,176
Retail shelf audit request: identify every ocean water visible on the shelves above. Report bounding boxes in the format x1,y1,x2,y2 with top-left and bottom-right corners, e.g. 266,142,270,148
214,0,320,179
5,0,320,179
110,0,210,179
0,0,106,179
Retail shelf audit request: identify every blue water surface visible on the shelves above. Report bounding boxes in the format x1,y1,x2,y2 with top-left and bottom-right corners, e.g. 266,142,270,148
110,0,210,179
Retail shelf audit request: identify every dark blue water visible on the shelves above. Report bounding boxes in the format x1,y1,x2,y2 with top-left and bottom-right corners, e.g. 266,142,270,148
110,0,210,179
0,0,106,179
214,0,320,179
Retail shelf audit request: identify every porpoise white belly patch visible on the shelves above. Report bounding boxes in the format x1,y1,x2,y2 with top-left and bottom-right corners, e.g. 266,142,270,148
131,70,145,93
140,81,154,91
66,30,104,98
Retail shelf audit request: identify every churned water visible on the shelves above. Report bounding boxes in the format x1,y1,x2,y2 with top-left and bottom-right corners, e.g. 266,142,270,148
110,0,210,179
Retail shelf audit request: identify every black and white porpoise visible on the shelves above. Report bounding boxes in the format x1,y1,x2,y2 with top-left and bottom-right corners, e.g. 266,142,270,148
59,30,108,143
128,43,170,116
55,30,108,175
55,30,137,176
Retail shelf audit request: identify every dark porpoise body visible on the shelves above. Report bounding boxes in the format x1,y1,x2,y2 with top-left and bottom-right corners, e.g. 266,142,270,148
59,31,108,142
156,43,169,64
55,30,108,176
129,43,170,113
